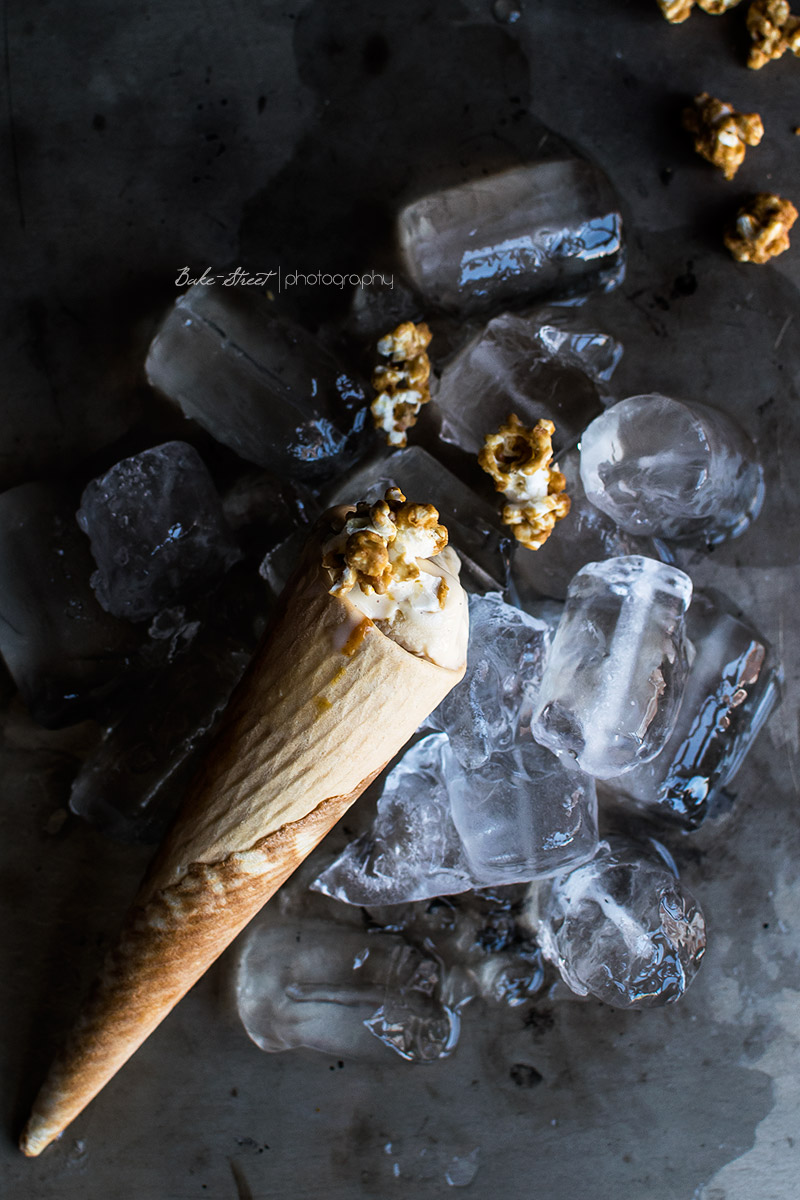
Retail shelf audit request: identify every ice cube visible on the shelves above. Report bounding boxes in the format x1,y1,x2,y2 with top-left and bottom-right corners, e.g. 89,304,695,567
345,272,423,343
365,891,545,1010
258,527,309,601
69,634,251,842
532,556,693,778
234,913,460,1061
444,727,599,886
433,311,611,457
221,471,318,559
311,733,477,905
0,482,141,727
319,446,510,593
526,838,706,1008
397,159,624,315
145,284,368,480
76,441,240,622
579,394,765,544
529,303,624,383
429,592,552,769
509,448,669,603
607,592,782,828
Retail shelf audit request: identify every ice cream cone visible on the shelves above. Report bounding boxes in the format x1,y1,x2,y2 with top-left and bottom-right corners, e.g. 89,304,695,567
20,521,466,1157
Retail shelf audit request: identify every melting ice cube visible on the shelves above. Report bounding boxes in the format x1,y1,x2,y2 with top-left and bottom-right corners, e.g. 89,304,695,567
77,441,240,622
579,394,764,544
234,914,460,1062
145,285,367,481
606,591,782,828
526,837,706,1008
433,310,612,457
532,556,693,778
0,482,141,727
397,159,624,314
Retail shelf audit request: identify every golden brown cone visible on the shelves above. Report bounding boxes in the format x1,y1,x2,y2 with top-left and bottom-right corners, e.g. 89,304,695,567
20,540,465,1157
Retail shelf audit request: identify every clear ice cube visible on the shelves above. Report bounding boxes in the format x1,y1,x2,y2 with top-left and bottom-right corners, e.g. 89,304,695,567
365,891,545,1010
526,837,706,1008
509,448,668,603
345,272,423,343
429,592,552,769
579,394,765,544
444,726,599,886
76,441,240,622
607,592,782,828
145,284,367,480
319,446,510,592
397,159,624,314
234,913,460,1061
69,635,251,842
311,733,476,905
0,482,141,727
433,310,611,457
221,470,317,559
529,303,624,383
532,556,693,778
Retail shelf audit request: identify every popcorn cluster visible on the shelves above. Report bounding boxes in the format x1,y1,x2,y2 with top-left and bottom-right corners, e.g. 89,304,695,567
658,0,742,23
479,415,571,551
370,322,433,448
746,0,800,69
724,192,799,262
323,487,448,598
682,93,764,180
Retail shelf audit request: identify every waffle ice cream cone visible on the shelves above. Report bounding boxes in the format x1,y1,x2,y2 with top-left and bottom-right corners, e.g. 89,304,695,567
20,500,467,1157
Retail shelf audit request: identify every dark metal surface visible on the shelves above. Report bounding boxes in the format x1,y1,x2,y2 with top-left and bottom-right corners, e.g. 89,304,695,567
2,2,799,1197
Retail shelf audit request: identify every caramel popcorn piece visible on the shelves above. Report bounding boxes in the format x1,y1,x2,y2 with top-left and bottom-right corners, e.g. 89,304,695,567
724,192,798,262
370,321,433,448
478,414,571,551
682,93,764,180
746,0,800,68
658,0,741,20
324,487,448,597
658,0,696,20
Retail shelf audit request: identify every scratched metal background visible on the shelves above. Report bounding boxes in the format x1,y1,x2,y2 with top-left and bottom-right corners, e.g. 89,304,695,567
2,2,799,1197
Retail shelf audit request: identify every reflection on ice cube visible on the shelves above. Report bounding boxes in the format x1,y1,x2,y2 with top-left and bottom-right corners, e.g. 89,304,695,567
526,838,706,1008
315,592,594,904
607,591,783,828
365,890,545,1011
398,159,624,314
